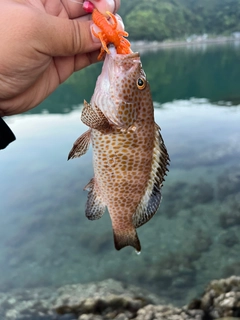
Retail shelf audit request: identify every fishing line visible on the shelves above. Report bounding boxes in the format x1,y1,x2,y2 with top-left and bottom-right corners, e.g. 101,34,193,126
69,0,83,4
69,0,94,13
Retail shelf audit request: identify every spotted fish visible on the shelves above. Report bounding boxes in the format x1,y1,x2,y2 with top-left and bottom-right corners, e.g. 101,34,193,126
68,46,169,252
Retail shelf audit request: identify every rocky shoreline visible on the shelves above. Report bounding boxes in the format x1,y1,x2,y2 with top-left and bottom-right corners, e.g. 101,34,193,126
1,276,240,320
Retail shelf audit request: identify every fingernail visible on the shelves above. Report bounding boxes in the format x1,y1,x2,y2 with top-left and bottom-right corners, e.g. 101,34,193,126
91,0,115,14
90,23,101,43
115,14,125,31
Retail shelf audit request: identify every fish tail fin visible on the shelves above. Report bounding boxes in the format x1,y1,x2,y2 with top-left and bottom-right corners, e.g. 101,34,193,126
113,228,141,253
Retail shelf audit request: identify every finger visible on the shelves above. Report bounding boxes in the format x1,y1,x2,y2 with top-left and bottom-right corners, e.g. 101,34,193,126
53,50,100,83
61,0,120,18
91,0,114,14
61,0,89,18
114,0,121,13
62,0,121,17
74,50,101,71
35,13,101,57
0,50,100,116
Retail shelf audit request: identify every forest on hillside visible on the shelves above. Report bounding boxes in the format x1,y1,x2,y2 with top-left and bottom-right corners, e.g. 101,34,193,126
118,0,240,41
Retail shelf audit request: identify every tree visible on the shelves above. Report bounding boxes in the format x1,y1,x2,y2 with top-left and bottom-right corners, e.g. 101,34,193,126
119,0,240,40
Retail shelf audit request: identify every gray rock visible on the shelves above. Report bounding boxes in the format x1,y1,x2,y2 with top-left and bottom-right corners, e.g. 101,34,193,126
188,276,240,319
1,276,240,320
135,304,203,320
0,279,161,320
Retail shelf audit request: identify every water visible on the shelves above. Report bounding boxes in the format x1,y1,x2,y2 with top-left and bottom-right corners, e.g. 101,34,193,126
1,42,240,306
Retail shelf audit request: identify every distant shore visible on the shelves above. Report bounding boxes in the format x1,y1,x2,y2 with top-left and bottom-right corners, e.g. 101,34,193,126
131,35,240,52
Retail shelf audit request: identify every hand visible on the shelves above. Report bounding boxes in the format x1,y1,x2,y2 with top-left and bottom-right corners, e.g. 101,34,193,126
0,0,120,116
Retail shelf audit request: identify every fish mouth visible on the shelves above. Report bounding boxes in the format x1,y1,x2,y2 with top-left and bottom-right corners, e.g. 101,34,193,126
128,52,140,58
95,47,141,97
108,45,140,59
107,47,141,85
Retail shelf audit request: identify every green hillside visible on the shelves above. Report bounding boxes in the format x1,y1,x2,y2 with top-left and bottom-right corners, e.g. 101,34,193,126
118,0,240,41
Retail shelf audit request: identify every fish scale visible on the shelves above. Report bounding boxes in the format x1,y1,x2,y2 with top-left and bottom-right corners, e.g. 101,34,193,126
68,47,169,252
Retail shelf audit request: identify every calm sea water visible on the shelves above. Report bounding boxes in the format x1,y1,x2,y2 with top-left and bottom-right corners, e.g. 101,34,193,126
1,42,240,306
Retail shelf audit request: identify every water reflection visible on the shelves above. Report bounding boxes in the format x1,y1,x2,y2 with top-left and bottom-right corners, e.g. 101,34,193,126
28,42,240,115
1,98,240,305
1,43,240,306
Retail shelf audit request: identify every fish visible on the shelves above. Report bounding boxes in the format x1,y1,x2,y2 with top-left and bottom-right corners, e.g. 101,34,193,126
68,46,169,252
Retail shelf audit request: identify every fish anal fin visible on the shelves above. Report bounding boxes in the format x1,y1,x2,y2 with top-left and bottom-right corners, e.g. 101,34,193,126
81,100,112,133
68,129,91,160
113,228,141,252
133,184,162,229
133,124,170,228
85,178,106,220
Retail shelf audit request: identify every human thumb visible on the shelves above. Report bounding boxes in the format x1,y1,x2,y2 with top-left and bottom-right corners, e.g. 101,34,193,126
36,13,101,57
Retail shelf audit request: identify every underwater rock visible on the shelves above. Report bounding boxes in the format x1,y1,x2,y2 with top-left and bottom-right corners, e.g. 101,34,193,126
161,179,215,219
0,279,161,320
188,276,240,319
219,200,240,229
135,304,203,320
219,231,239,248
1,277,240,319
161,181,189,217
188,180,214,204
217,168,240,200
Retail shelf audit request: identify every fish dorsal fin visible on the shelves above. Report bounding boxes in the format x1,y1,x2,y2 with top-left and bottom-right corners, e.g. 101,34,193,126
68,129,91,160
84,178,106,220
81,100,111,132
133,124,170,228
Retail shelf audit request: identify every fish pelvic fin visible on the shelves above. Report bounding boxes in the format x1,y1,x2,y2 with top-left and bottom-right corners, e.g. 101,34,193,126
68,129,91,160
133,123,170,228
84,178,106,220
81,100,112,133
113,228,141,252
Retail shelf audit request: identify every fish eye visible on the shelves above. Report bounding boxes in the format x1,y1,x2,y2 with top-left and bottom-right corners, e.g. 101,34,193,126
137,77,146,90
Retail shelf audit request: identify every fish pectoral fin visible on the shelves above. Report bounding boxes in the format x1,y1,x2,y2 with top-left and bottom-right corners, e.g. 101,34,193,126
113,228,141,252
133,184,162,228
81,100,111,133
68,129,91,160
85,179,106,220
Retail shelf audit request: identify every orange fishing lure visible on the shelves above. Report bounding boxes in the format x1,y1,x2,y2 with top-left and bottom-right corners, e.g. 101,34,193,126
92,9,131,60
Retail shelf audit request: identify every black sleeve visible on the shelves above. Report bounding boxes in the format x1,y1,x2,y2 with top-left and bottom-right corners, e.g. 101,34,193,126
0,117,16,149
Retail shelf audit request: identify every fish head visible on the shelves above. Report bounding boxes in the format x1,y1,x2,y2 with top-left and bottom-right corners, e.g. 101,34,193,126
91,46,149,129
